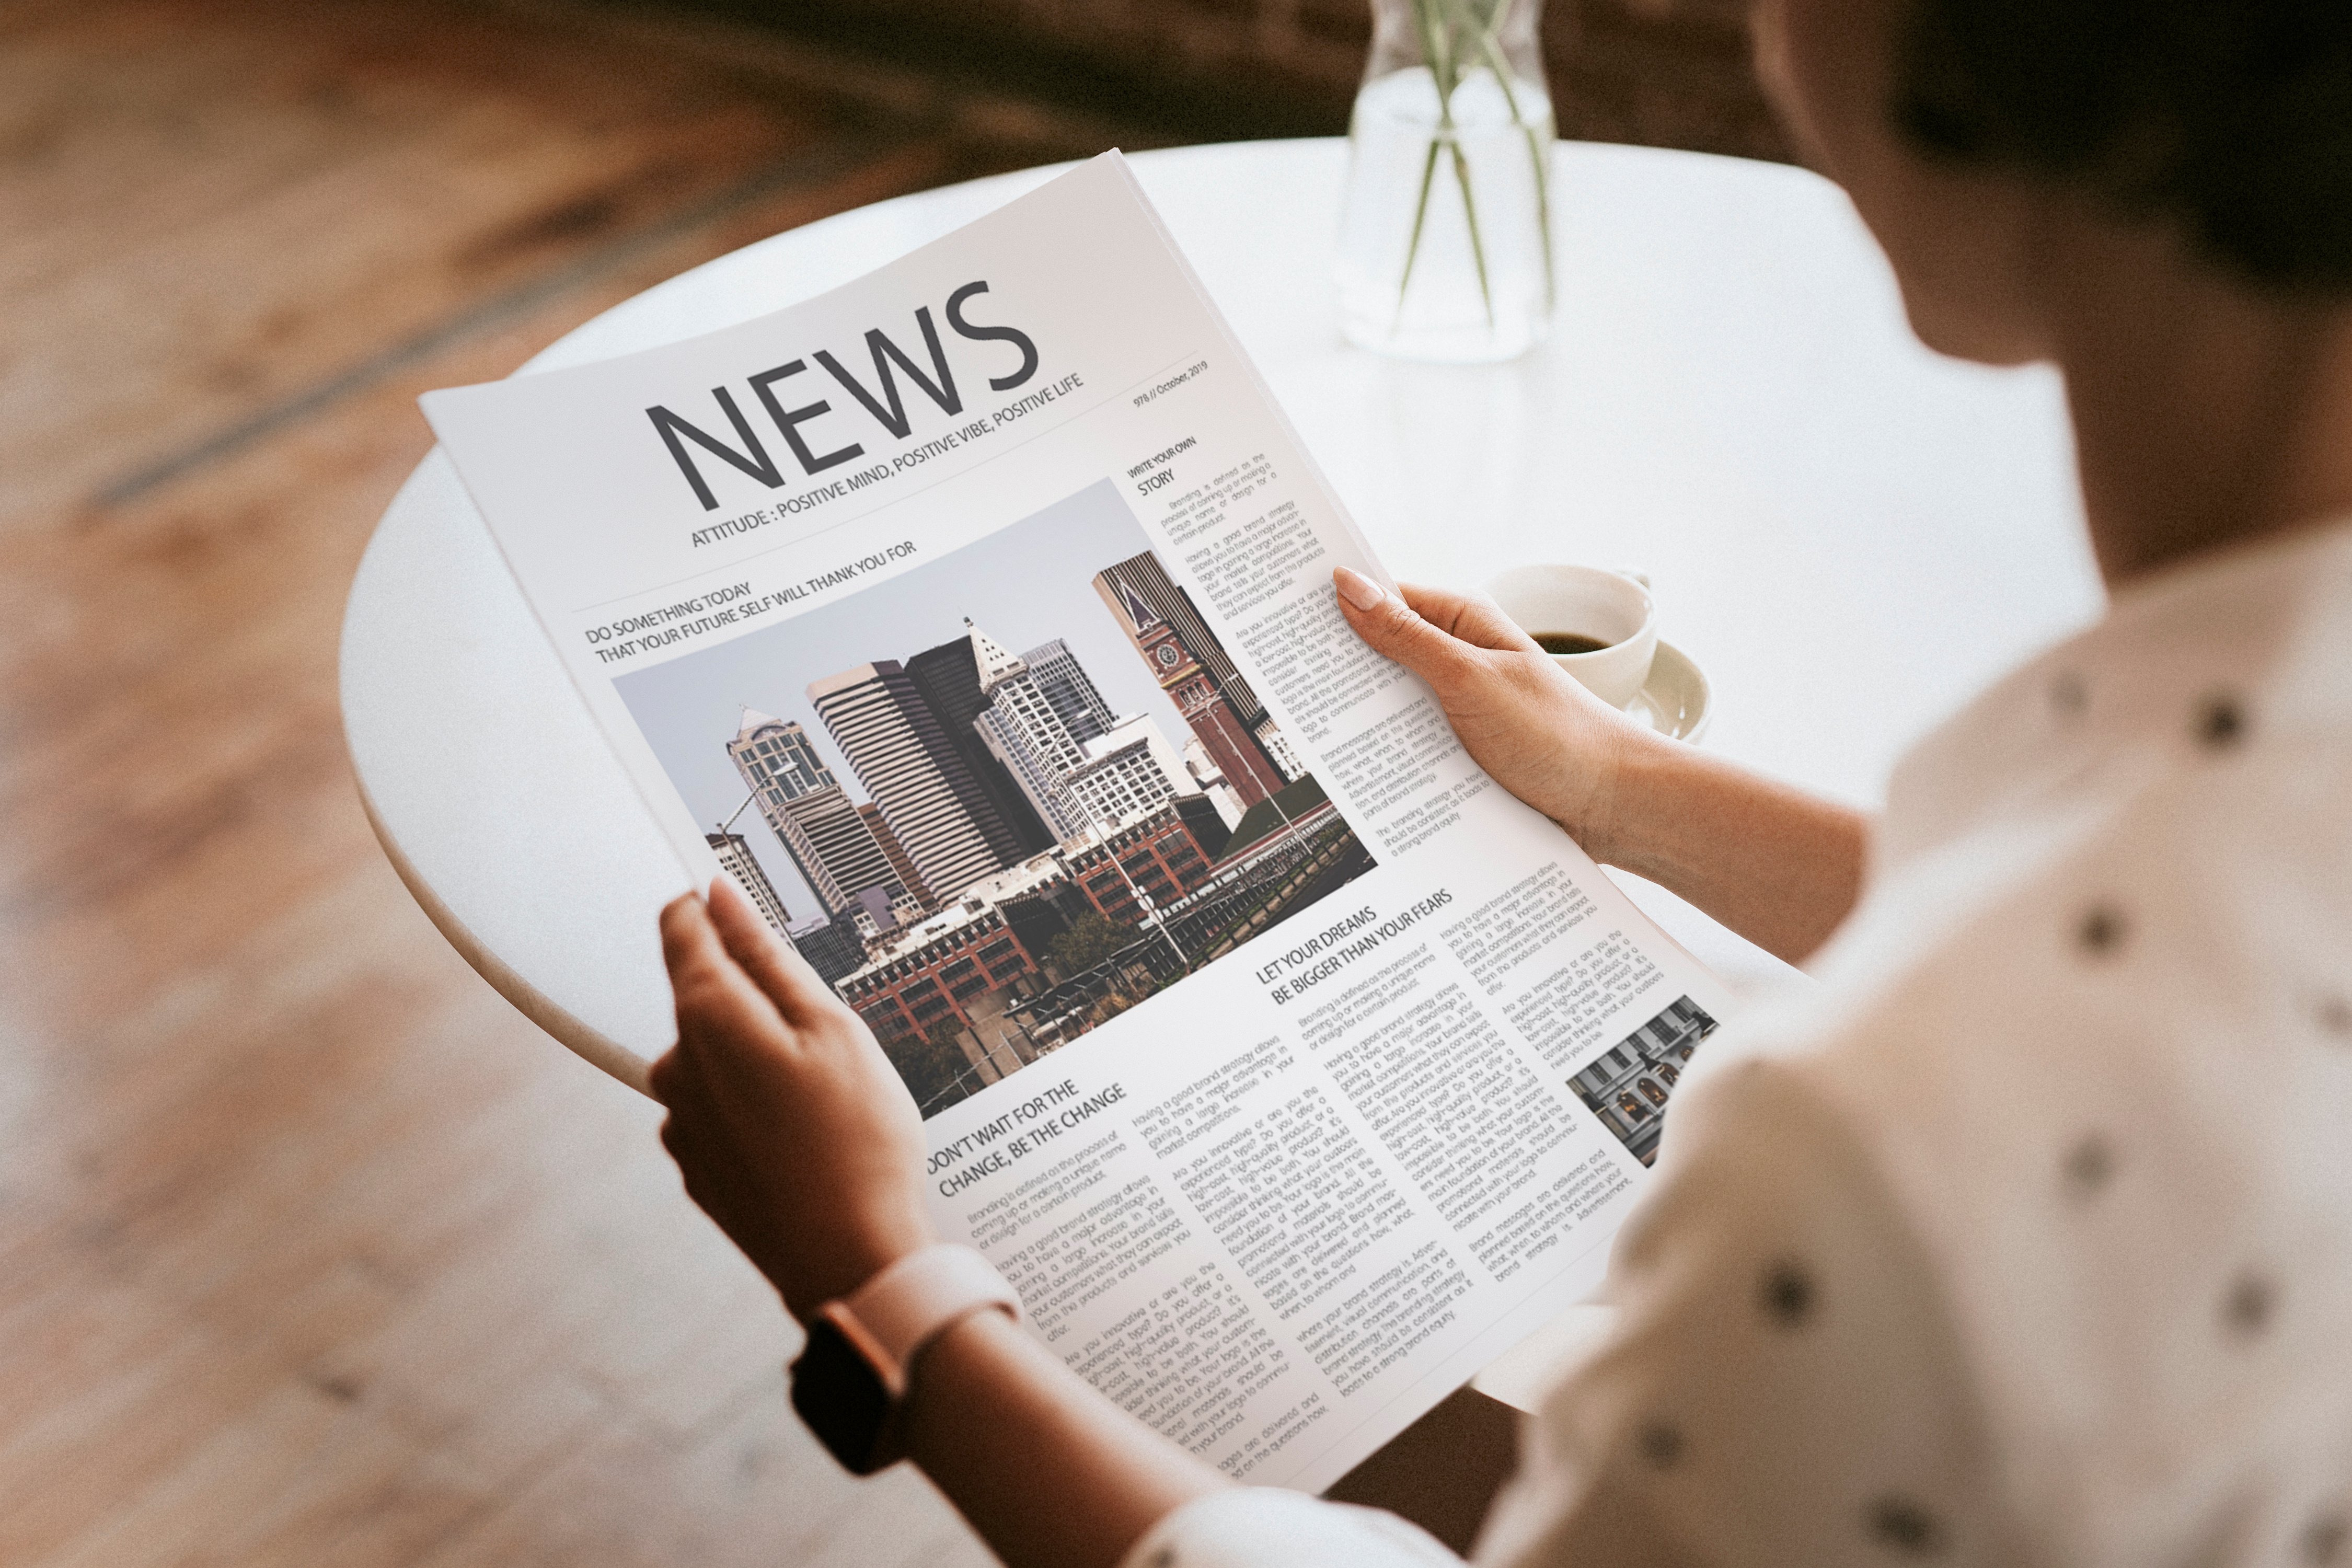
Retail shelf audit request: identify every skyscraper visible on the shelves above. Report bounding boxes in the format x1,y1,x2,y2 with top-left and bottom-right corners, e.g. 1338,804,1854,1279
962,621,1187,841
779,783,917,915
809,661,1012,906
903,627,1055,858
858,802,930,909
1092,553,1292,809
1058,716,1190,832
726,708,832,807
725,709,912,917
1021,638,1114,745
706,831,794,937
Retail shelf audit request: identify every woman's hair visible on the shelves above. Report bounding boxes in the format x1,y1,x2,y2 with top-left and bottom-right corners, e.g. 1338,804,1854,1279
1894,0,2352,290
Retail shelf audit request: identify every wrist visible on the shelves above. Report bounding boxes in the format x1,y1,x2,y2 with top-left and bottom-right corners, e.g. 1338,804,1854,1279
908,1293,1022,1392
791,1243,1021,1475
899,1304,1028,1463
1567,721,1684,871
781,1213,939,1320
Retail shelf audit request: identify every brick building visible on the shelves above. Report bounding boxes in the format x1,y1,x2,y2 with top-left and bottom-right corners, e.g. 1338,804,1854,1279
837,870,1076,1044
1094,552,1293,810
1060,793,1228,925
837,792,1231,1041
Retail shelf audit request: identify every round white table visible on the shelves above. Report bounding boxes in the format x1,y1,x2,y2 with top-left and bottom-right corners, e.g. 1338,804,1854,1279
340,138,2099,1090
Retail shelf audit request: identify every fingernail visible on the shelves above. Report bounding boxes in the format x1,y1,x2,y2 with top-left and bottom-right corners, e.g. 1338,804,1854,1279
1333,566,1386,610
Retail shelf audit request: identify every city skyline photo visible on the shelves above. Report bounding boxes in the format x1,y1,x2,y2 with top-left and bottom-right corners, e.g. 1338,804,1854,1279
615,478,1376,1116
617,481,1190,915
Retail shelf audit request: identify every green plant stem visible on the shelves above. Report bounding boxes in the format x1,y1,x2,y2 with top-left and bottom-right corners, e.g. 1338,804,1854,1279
1474,29,1555,310
1449,140,1495,327
1393,0,1459,330
1390,0,1540,333
1394,136,1445,328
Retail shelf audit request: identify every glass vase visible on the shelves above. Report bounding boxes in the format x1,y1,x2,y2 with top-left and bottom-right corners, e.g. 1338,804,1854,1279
1334,0,1555,362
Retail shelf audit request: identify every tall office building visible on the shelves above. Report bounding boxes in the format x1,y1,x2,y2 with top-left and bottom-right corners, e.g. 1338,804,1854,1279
706,831,794,938
903,626,1055,858
963,621,1186,840
726,708,832,808
858,802,930,910
1021,638,1115,745
810,661,1012,907
1092,552,1291,809
779,783,916,915
725,709,912,917
1059,716,1190,833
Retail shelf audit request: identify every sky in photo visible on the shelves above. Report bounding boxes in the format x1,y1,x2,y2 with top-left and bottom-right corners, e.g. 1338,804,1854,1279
614,478,1189,921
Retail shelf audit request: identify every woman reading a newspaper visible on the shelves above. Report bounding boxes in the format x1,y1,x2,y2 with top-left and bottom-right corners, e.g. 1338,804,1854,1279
652,1,2352,1563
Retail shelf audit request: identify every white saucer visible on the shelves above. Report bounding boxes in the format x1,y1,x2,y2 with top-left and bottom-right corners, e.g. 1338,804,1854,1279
1624,639,1711,742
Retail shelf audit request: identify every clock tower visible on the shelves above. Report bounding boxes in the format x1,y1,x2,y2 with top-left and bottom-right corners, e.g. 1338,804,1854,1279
1096,567,1288,811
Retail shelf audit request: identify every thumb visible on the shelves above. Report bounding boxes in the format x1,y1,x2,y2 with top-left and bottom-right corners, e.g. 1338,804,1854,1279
1332,566,1478,691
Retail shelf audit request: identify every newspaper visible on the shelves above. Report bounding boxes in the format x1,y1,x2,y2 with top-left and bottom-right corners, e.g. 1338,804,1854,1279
421,152,1731,1493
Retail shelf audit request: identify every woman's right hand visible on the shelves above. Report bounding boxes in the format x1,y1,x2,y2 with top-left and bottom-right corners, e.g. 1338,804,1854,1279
1331,565,1667,866
1333,564,1871,964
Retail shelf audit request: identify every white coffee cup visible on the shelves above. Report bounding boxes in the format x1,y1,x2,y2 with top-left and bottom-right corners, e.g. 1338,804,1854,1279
1483,564,1659,708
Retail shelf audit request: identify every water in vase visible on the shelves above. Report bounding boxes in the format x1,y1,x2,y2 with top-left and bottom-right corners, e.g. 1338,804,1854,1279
1336,65,1555,363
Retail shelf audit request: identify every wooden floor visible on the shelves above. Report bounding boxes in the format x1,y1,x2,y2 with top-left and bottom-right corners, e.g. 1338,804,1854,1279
0,3,1168,1561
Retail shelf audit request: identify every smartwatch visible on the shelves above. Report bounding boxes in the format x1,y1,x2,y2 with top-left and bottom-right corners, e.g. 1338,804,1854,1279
789,1243,1022,1475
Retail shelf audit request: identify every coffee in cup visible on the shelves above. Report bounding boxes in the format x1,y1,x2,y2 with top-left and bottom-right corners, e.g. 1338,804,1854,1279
1483,564,1659,708
1532,631,1615,655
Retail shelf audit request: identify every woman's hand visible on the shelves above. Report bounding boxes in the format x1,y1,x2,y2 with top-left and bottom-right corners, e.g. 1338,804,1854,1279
1331,566,1872,964
655,882,1227,1568
1331,566,1666,864
650,878,936,1319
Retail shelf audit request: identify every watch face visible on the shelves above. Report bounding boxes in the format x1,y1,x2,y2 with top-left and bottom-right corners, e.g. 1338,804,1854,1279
792,1313,894,1474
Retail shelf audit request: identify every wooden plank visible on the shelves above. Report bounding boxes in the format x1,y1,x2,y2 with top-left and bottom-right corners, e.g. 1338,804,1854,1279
0,0,859,529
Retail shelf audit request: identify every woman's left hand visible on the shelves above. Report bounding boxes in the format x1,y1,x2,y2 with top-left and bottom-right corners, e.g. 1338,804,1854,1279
650,878,937,1319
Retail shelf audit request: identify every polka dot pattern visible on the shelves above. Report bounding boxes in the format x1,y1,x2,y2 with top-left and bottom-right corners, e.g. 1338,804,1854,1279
2195,691,2247,750
1635,1422,1684,1470
2316,994,2352,1040
2076,905,2127,956
2223,1272,2276,1338
2062,1134,2115,1196
1122,527,2352,1568
1865,1496,1945,1555
1759,1261,1814,1328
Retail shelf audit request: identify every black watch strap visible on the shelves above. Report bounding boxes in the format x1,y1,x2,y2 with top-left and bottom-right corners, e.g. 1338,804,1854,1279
791,1313,898,1474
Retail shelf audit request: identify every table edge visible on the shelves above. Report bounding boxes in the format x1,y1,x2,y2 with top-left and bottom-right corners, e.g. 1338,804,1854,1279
351,763,656,1095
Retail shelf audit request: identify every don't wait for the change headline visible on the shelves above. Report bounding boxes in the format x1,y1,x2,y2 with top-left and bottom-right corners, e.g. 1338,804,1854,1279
928,1077,1131,1197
